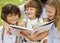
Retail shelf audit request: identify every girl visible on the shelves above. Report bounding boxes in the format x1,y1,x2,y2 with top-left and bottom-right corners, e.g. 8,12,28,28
1,4,21,43
20,0,49,43
19,0,32,19
44,0,60,43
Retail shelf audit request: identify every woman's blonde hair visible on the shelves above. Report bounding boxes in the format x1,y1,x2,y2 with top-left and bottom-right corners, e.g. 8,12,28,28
46,0,60,32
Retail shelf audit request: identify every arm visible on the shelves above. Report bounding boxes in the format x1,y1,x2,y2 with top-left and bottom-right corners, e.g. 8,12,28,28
33,30,49,41
18,21,27,26
20,30,49,41
43,18,49,22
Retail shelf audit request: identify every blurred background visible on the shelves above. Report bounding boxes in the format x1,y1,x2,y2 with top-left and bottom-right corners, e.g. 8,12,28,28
0,0,26,26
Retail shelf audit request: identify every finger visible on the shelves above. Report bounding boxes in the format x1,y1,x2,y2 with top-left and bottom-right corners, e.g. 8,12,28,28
7,30,12,35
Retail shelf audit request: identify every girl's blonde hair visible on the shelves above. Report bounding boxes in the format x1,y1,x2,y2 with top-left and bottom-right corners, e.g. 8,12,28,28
46,0,60,32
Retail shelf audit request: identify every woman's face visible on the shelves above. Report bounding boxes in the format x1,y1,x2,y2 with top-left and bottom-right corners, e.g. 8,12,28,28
6,13,19,24
25,7,36,19
46,5,56,20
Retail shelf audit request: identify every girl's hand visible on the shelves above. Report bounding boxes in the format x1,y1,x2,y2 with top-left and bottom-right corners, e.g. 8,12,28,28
18,22,26,27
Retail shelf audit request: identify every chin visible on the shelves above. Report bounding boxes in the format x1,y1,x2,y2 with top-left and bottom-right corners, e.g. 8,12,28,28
49,18,53,20
11,22,17,25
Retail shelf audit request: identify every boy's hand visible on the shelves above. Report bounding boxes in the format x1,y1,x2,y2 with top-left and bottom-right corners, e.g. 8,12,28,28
2,21,12,35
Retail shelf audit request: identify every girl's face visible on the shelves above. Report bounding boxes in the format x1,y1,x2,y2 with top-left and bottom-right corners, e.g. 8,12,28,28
6,14,19,24
46,5,56,20
25,7,36,20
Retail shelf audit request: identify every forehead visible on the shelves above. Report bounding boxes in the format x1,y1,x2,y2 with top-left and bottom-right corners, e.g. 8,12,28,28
7,13,18,16
26,7,36,9
46,5,56,11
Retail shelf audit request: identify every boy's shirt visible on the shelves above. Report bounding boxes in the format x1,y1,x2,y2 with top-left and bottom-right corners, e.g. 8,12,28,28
3,29,16,43
0,26,3,43
0,25,16,43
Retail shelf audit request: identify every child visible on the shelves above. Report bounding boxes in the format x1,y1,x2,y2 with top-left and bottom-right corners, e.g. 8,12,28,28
1,4,21,43
19,0,31,19
20,0,49,43
43,0,60,43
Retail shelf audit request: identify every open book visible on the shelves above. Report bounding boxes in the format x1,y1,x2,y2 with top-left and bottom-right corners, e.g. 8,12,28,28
10,20,54,36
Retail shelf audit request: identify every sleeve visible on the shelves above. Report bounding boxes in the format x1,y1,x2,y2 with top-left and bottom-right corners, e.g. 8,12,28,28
40,6,48,19
39,18,43,23
19,5,28,19
22,18,27,22
47,24,55,43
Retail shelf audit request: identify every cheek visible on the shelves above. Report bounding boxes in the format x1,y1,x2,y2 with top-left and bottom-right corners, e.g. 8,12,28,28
6,17,11,21
25,10,28,14
52,13,55,19
32,10,36,14
6,17,12,24
15,16,19,20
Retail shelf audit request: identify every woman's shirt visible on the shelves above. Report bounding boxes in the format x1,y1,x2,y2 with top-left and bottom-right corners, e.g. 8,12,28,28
48,24,60,43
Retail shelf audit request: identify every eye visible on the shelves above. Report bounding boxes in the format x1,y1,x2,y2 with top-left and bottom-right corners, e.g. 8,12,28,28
26,8,29,11
31,8,35,11
46,10,52,13
7,14,12,17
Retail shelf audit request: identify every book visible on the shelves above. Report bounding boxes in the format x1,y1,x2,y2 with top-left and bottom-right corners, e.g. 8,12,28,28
10,20,54,36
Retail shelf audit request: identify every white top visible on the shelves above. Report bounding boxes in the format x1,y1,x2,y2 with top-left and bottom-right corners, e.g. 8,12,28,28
26,18,43,29
0,26,3,43
48,24,60,43
22,18,43,28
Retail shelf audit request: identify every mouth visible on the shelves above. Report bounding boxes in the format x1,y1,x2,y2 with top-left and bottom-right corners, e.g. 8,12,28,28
27,13,32,16
48,16,53,19
11,20,17,22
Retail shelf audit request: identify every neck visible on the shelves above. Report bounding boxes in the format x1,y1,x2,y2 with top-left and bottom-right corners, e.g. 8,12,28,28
29,16,36,20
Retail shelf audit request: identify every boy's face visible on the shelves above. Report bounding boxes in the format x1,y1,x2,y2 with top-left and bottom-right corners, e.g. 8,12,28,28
6,13,19,24
25,7,36,19
46,5,56,20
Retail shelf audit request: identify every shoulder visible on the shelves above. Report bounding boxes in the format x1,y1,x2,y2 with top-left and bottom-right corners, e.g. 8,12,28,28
22,18,28,22
39,18,43,23
19,4,24,9
0,26,3,30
